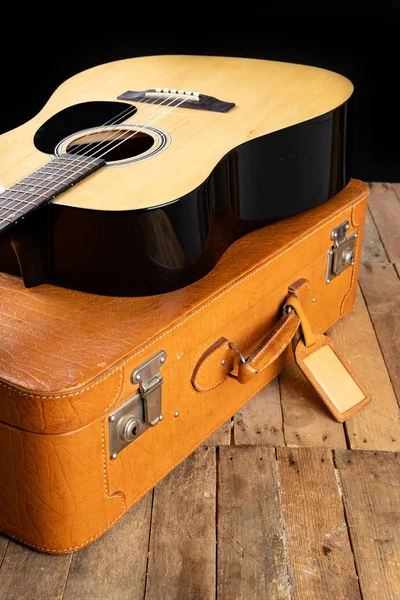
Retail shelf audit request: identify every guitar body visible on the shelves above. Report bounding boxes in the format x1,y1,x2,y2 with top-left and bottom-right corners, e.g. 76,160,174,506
0,55,353,295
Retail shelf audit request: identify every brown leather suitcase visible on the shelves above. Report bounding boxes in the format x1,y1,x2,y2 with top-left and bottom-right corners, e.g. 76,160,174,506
0,178,369,554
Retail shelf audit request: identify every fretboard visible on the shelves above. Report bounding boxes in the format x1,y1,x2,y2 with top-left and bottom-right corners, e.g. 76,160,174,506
0,154,105,235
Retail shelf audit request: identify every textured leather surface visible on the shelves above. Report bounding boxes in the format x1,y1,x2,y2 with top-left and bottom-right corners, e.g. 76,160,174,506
0,179,369,553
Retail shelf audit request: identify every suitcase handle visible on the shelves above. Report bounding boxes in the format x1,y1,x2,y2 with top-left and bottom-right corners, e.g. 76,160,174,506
231,307,300,384
191,278,311,391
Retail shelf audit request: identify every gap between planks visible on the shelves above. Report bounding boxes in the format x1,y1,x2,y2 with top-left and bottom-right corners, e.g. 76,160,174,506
0,446,398,600
208,184,400,452
359,186,400,409
0,181,399,599
368,182,400,265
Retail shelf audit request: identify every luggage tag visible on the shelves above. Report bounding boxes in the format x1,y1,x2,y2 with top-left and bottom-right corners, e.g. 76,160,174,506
284,296,371,422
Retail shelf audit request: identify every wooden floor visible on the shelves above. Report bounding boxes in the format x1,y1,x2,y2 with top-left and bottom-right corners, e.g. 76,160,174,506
0,182,399,600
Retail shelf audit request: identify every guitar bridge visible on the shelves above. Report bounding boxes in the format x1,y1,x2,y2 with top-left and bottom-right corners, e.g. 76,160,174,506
117,89,236,113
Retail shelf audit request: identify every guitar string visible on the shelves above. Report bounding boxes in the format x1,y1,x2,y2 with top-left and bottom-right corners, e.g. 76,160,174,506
64,87,199,161
63,94,180,161
97,112,196,193
0,95,178,212
93,95,194,161
0,99,195,226
0,94,193,220
0,102,156,216
0,94,191,218
68,100,197,162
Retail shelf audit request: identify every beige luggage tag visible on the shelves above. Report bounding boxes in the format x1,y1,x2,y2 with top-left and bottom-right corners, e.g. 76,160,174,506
284,296,371,422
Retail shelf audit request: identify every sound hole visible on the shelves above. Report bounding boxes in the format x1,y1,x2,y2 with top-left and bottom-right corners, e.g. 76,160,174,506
66,128,155,162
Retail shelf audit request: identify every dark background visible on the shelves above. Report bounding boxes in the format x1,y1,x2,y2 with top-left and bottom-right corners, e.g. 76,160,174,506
1,13,400,183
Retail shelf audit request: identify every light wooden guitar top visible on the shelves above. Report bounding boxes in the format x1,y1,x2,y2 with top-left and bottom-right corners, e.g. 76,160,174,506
0,54,353,211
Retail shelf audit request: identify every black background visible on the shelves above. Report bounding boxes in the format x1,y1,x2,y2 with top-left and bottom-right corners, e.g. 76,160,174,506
1,12,400,183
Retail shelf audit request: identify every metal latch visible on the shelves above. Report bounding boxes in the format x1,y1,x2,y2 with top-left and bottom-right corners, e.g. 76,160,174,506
108,350,167,459
326,220,358,284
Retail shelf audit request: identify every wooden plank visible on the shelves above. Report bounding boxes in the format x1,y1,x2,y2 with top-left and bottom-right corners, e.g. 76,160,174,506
204,419,232,446
389,181,400,219
328,287,400,450
277,447,361,600
391,182,400,198
368,182,400,263
361,206,389,264
359,262,400,409
218,446,290,599
280,362,347,448
63,493,152,600
0,535,8,566
234,378,285,446
335,449,400,599
0,541,71,600
145,446,216,600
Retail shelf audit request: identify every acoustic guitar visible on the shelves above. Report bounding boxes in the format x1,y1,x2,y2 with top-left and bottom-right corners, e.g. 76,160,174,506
0,54,353,295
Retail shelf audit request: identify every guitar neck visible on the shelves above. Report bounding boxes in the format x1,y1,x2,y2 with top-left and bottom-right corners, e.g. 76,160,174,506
0,154,105,235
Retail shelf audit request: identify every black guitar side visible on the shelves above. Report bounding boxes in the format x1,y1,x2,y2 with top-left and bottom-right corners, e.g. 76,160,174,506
0,99,351,296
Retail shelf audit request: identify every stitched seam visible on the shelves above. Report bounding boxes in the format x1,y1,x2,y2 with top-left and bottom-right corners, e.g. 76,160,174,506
0,367,119,400
0,287,363,556
0,512,129,554
3,399,373,554
299,360,346,421
0,372,280,554
118,294,366,542
297,359,368,421
101,420,126,510
1,196,364,402
104,367,124,412
106,202,363,367
0,367,125,434
340,216,360,314
195,343,230,391
195,374,229,392
104,380,276,510
297,335,368,421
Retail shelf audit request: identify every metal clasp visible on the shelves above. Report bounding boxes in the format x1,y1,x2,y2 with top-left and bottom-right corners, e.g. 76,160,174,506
131,352,166,427
326,221,358,284
108,351,167,459
228,341,246,364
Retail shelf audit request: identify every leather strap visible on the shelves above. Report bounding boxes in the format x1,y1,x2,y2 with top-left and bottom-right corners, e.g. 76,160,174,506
191,278,310,390
284,295,315,348
191,337,234,392
235,310,299,383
